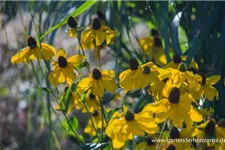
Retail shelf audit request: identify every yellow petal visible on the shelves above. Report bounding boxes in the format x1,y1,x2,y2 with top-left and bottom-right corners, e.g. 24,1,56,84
81,29,93,42
94,29,106,46
206,75,220,85
202,85,218,100
78,77,91,89
62,68,76,86
57,48,66,58
11,47,32,64
101,78,117,94
67,55,86,64
190,106,203,122
102,70,116,78
48,68,64,86
36,43,56,60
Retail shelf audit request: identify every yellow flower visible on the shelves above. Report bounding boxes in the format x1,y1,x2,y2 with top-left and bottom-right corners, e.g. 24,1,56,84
74,89,100,113
67,16,78,38
192,119,225,149
11,36,56,64
81,18,115,46
84,110,105,137
48,48,86,86
165,54,198,69
139,35,167,66
145,84,201,128
105,105,158,149
192,74,220,100
119,58,142,91
157,67,202,92
139,62,159,89
77,69,117,97
162,126,195,150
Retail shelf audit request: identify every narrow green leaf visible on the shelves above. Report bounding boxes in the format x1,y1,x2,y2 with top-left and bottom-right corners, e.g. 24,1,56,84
34,87,51,93
76,61,90,69
68,117,79,131
40,0,97,40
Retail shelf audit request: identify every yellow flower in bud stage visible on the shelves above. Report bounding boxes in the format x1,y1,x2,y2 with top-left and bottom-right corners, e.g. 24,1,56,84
81,18,115,47
11,36,56,64
48,48,86,86
145,81,203,128
67,16,78,38
165,54,199,69
139,36,167,66
77,69,117,98
74,89,100,113
105,105,158,149
84,110,106,137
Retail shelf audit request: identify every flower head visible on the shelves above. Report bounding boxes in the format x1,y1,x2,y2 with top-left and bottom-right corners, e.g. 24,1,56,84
67,16,78,38
106,105,158,149
77,69,117,97
11,36,56,64
48,48,85,86
81,18,115,47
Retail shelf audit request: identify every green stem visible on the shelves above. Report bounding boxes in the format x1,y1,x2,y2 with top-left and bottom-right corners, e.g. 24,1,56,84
156,117,168,150
75,28,91,74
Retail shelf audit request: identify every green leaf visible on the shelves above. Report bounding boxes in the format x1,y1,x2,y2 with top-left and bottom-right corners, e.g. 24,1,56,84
81,88,89,103
76,61,90,69
40,0,97,40
34,87,51,93
68,117,79,131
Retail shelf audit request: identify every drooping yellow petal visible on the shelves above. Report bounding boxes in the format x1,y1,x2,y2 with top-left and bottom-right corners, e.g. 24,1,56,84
144,99,169,113
202,85,219,100
68,28,78,38
67,55,86,64
37,43,56,60
101,77,117,94
190,106,203,122
81,29,93,42
102,70,116,79
56,48,67,58
48,69,63,86
77,77,91,89
206,75,220,85
154,47,167,65
62,67,76,86
105,29,115,45
11,47,32,64
94,29,106,46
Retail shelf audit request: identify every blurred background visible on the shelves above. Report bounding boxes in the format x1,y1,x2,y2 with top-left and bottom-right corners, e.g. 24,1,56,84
1,1,225,150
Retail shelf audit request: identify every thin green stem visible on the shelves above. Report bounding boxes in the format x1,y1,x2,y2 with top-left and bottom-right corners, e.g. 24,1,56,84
100,100,105,142
74,90,101,142
156,117,168,150
75,28,91,74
